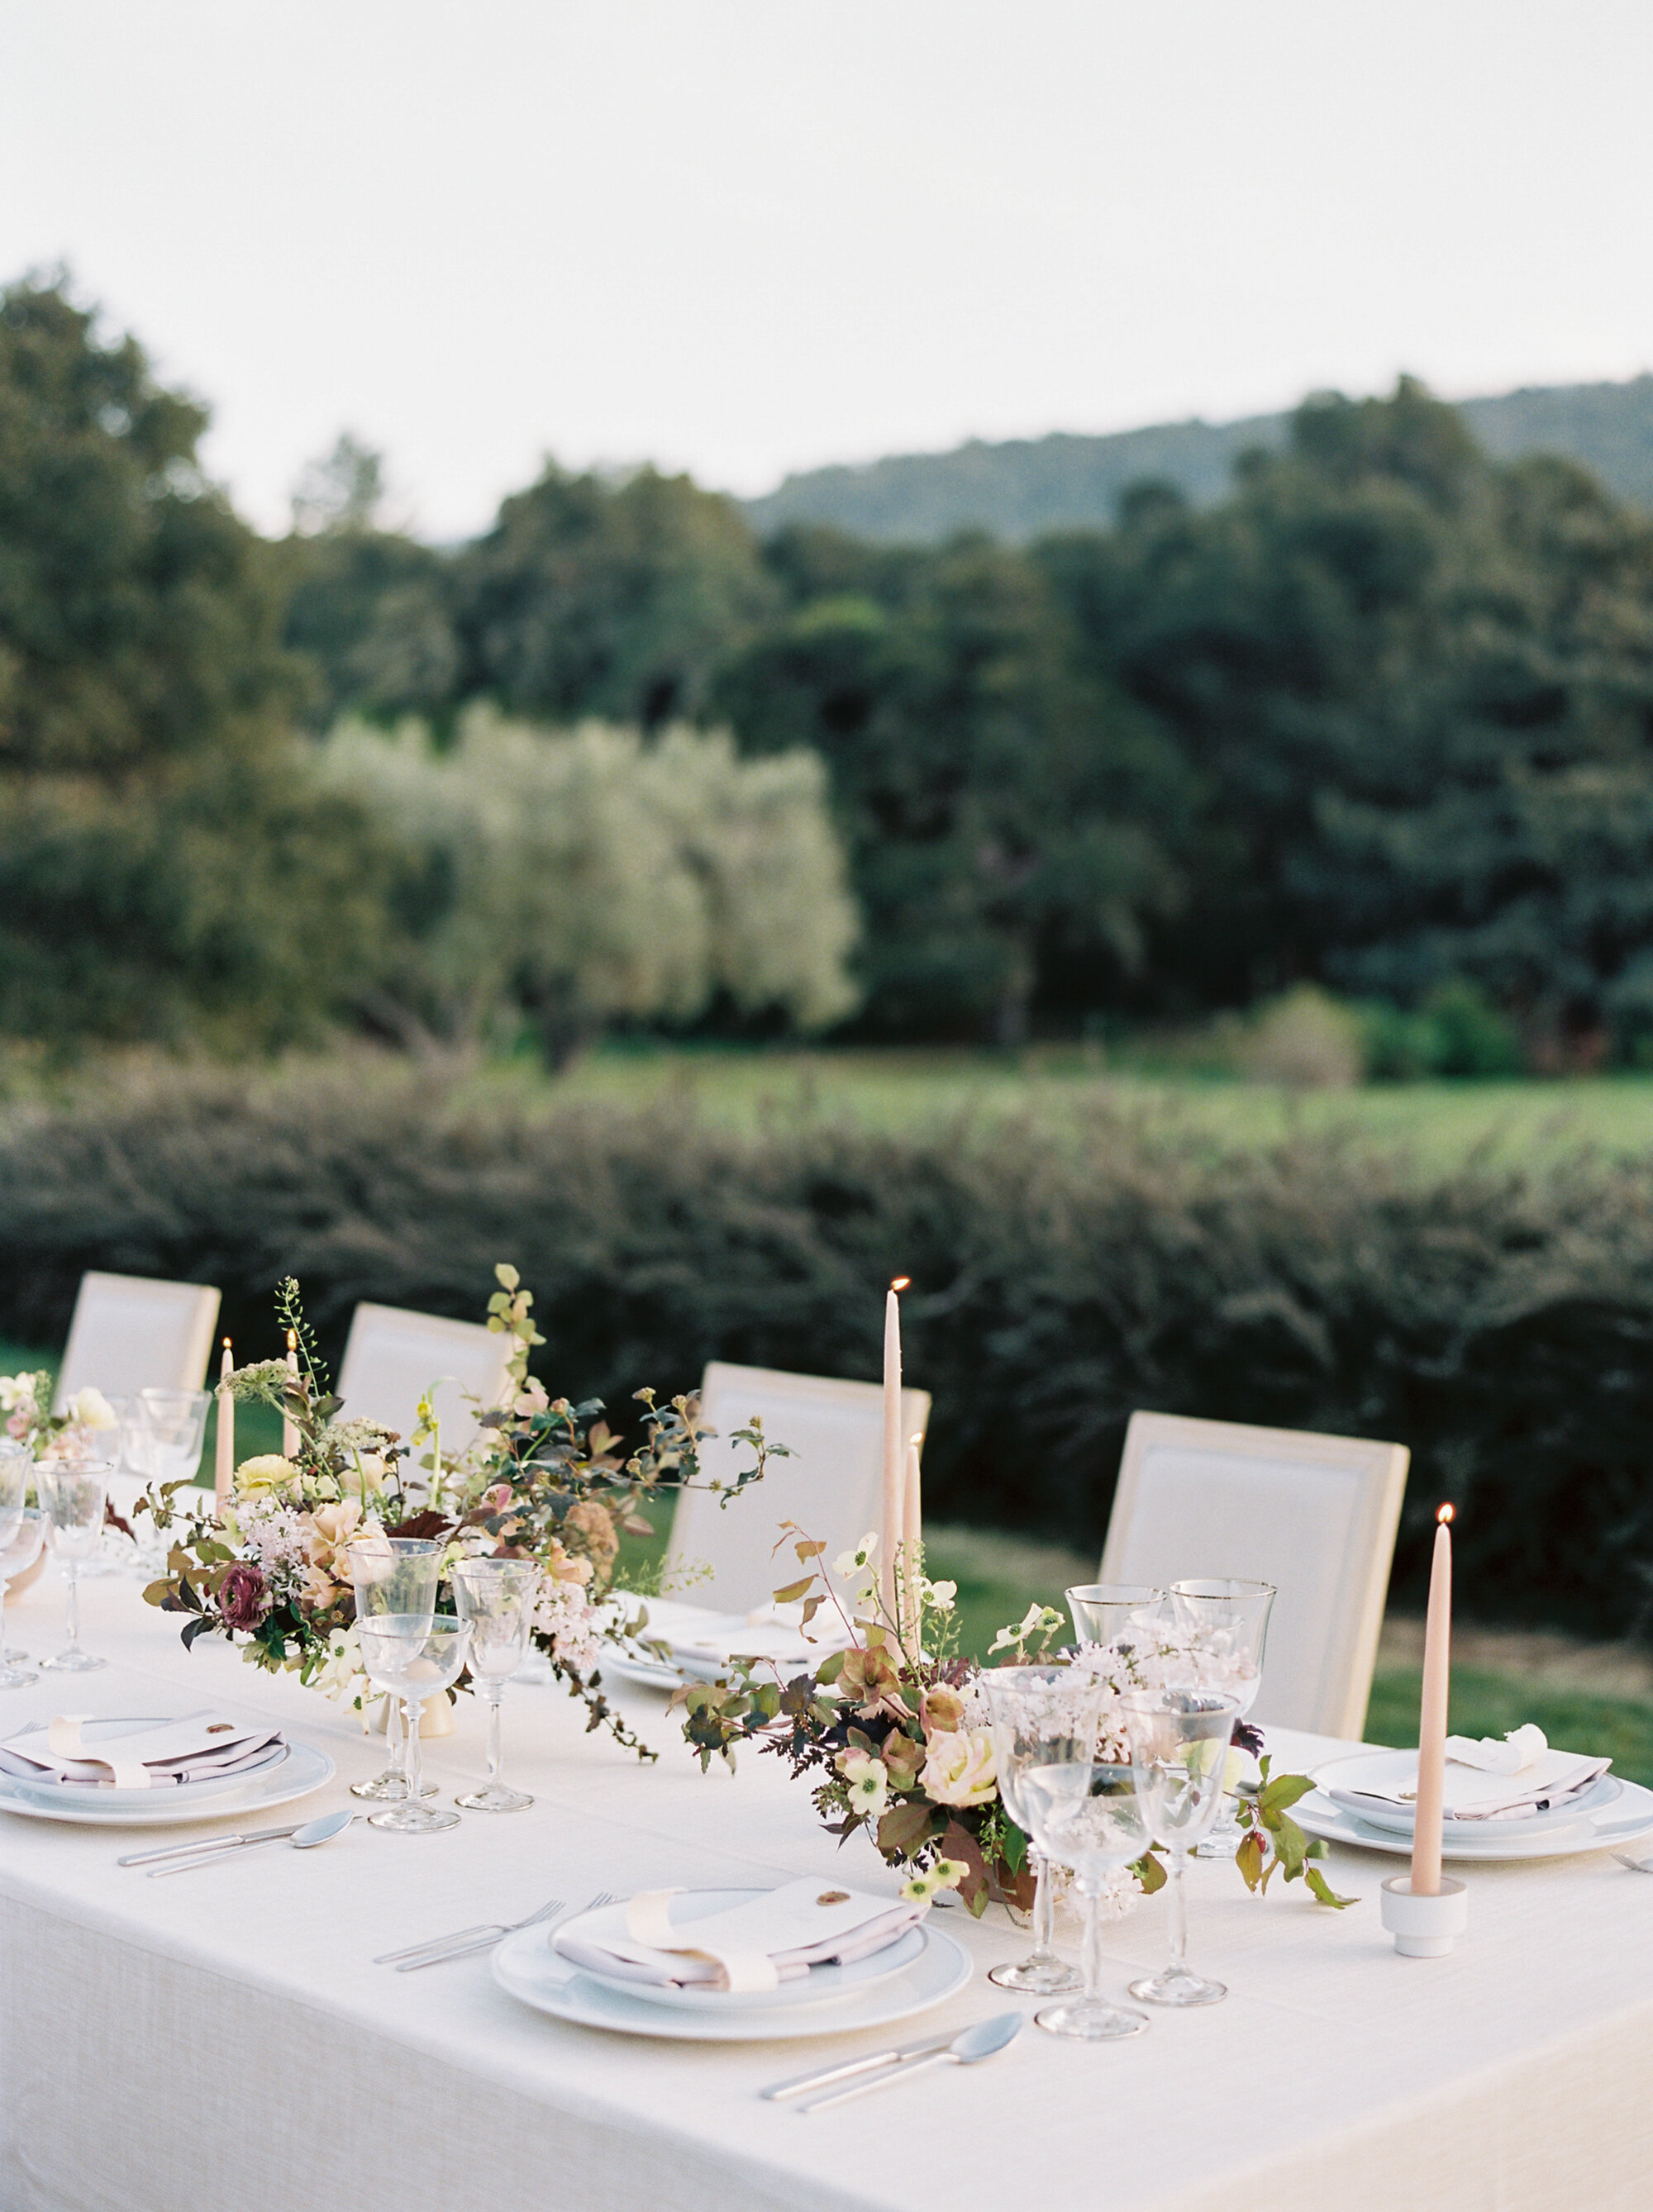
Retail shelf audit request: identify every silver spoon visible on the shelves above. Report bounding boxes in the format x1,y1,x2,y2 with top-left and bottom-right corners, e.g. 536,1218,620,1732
150,1809,355,1877
797,2013,1022,2112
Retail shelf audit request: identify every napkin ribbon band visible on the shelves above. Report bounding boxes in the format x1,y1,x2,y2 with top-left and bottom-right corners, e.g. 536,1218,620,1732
626,1888,781,1993
46,1715,154,1791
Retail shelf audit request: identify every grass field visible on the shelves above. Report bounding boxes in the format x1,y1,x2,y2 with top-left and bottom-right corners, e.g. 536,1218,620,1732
548,1043,1653,1172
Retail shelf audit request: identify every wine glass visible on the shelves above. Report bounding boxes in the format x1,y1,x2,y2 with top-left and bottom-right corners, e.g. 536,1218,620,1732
451,1558,538,1812
981,1664,1107,1996
1017,1762,1152,2038
1065,1583,1165,1669
0,1510,45,1687
1167,1577,1274,1857
36,1458,112,1672
135,1388,211,1491
358,1616,472,1833
348,1538,441,1802
1122,1686,1240,2006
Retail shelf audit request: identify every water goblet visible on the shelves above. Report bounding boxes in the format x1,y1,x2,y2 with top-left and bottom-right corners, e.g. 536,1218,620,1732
1065,1583,1166,1671
348,1538,441,1802
1122,1686,1241,2006
358,1616,472,1834
1167,1578,1274,1857
451,1558,538,1812
36,1458,112,1672
0,1510,45,1687
135,1387,211,1491
1018,1761,1153,2038
982,1665,1108,1996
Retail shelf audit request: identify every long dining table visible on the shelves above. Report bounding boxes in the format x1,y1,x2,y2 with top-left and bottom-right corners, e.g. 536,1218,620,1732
1,1563,1651,2212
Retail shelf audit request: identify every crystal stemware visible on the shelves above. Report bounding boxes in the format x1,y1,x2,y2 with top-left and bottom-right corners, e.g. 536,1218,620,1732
451,1558,538,1812
982,1664,1108,1996
0,1509,45,1687
135,1387,211,1491
1167,1577,1275,1857
1065,1583,1166,1670
1018,1761,1152,2038
1122,1686,1240,2006
358,1615,472,1834
348,1538,441,1802
37,1458,112,1672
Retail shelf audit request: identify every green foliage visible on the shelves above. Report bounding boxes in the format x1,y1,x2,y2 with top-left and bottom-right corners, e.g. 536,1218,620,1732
10,1062,1653,1638
316,706,859,1060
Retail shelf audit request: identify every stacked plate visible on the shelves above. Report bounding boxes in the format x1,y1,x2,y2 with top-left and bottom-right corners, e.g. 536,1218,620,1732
0,1715,334,1828
1297,1748,1653,1862
493,1887,973,2042
599,1598,855,1692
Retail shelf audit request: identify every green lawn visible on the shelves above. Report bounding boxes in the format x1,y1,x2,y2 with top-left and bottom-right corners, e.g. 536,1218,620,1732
547,1044,1653,1173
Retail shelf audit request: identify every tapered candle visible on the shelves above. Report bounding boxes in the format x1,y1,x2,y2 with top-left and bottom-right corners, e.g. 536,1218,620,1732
283,1329,300,1459
903,1434,923,1557
881,1278,908,1612
1410,1504,1455,1897
214,1339,234,1510
899,1435,925,1652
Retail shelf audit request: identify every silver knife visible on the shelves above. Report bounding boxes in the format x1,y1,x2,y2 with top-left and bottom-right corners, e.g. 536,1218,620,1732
760,2030,957,2102
118,1822,305,1868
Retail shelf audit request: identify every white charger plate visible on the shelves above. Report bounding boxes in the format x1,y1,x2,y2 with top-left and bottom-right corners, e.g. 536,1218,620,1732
0,1738,334,1827
1296,1772,1653,1862
554,1889,927,2011
495,1906,972,2042
1321,1751,1622,1839
0,1719,290,1810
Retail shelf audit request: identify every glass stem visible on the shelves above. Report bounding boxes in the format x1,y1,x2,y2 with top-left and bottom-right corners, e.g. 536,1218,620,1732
1079,1877,1104,2006
387,1693,405,1782
64,1561,79,1651
1168,1850,1189,1969
486,1683,505,1787
403,1697,425,1804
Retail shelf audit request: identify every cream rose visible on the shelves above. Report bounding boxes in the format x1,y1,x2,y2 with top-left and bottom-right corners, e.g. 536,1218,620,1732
68,1387,117,1431
919,1727,997,1808
235,1453,301,1500
303,1497,379,1586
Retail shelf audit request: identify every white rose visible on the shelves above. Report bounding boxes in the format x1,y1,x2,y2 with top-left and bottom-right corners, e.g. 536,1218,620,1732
919,1728,998,1809
69,1387,117,1431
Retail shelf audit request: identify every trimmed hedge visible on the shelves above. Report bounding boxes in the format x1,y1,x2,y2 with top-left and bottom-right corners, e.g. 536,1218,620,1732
4,1061,1652,1639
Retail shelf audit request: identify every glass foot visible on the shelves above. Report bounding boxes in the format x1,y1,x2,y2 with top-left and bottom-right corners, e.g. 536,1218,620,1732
2,1647,26,1665
1035,2000,1149,2039
1129,1966,1227,2007
988,1953,1081,1994
454,1782,533,1812
1193,1823,1242,1860
369,1802,462,1834
350,1772,436,1801
40,1649,107,1672
0,1663,38,1688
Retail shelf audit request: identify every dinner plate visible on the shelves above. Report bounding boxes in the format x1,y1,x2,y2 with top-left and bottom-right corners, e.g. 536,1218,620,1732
0,1738,334,1827
1294,1774,1653,1862
495,1910,972,2042
1321,1755,1622,1840
555,1888,928,2011
1,1720,290,1810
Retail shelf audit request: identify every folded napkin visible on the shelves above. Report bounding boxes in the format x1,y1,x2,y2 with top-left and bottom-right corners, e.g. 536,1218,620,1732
0,1713,285,1791
1331,1746,1612,1824
1445,1724,1548,1774
554,1878,927,1994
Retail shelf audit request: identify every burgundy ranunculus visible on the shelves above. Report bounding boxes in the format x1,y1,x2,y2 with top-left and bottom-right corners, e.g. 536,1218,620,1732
219,1562,270,1633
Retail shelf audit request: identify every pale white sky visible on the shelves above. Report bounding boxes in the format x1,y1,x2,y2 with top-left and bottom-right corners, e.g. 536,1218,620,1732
2,1,1649,539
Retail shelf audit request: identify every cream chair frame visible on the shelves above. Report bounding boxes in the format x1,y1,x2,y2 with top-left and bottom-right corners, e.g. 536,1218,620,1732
1098,1410,1409,1739
54,1272,221,1410
663,1362,932,1617
336,1302,513,1452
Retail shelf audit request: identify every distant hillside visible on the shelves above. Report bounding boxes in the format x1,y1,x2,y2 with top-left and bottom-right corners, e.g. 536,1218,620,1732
742,376,1653,543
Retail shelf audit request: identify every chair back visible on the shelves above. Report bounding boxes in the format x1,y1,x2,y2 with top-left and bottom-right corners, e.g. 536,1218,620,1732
54,1272,221,1410
336,1303,513,1451
664,1363,931,1616
1098,1410,1408,1739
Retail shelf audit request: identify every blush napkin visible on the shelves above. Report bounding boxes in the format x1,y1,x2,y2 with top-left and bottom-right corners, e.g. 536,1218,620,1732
1329,1747,1611,1823
625,1596,855,1677
0,1713,285,1790
553,1878,927,1994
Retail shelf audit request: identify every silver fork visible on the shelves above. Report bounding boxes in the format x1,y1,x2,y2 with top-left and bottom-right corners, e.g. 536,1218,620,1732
375,1896,566,1970
395,1890,618,1973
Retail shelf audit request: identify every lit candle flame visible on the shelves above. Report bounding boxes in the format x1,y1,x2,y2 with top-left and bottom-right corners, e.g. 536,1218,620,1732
1437,1502,1455,1525
286,1330,298,1351
890,1276,910,1292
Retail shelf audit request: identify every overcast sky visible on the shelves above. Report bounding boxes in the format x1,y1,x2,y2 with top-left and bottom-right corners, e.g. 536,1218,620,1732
2,2,1649,539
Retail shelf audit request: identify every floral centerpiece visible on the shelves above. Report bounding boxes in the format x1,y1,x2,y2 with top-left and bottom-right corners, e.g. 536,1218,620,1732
676,1529,1351,1913
140,1268,777,1754
1,1372,118,1462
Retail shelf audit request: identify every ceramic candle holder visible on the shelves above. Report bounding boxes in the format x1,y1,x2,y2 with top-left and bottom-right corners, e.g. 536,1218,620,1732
1379,1874,1467,1958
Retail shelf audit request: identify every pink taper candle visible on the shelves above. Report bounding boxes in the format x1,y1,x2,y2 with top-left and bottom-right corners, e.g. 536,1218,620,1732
213,1339,234,1510
881,1279,908,1611
282,1329,300,1460
903,1436,923,1556
1410,1505,1455,1897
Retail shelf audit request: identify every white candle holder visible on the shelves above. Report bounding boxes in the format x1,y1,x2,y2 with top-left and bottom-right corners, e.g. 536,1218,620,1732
1379,1874,1467,1958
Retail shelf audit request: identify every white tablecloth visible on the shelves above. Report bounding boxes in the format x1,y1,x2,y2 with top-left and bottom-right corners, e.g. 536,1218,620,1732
2,1570,1651,2212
